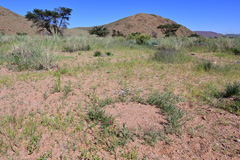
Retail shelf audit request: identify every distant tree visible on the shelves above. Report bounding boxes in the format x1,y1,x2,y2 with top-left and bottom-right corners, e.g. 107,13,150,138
25,7,72,36
112,30,124,37
89,26,109,37
157,24,181,37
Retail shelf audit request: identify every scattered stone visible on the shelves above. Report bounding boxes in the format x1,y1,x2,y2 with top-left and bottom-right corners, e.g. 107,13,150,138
202,116,206,120
234,139,240,143
191,53,196,55
233,61,240,64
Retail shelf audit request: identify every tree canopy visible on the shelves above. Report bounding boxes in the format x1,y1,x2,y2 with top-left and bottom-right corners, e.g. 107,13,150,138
89,26,109,37
157,24,181,37
25,7,72,36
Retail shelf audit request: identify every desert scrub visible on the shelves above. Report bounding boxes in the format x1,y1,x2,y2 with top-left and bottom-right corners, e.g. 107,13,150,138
153,48,191,63
156,37,197,51
205,37,239,52
8,43,57,71
195,60,231,74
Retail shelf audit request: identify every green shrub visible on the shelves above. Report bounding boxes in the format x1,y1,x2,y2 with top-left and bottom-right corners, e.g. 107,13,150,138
127,32,150,45
94,51,102,57
89,26,109,37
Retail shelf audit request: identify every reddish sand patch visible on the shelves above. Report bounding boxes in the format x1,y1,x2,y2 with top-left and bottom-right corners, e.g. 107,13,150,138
105,102,167,133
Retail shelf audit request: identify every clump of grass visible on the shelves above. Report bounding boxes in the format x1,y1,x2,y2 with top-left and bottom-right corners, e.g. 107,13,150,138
196,60,213,72
219,82,240,98
87,106,115,128
214,82,240,115
147,92,183,134
94,51,102,57
62,44,91,52
153,48,191,64
8,44,57,71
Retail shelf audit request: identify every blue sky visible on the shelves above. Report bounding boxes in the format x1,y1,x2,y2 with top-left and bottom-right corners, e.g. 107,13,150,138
1,0,239,34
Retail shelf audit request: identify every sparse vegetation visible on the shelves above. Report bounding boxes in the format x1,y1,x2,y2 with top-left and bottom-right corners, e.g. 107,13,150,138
0,33,240,159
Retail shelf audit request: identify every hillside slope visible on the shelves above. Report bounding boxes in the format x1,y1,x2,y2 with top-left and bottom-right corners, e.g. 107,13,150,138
71,13,195,37
194,31,223,38
0,6,37,35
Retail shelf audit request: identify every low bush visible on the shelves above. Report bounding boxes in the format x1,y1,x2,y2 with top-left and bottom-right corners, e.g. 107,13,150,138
94,51,102,57
127,32,150,45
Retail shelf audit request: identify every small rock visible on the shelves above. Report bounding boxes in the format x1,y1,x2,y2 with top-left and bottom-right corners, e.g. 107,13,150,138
202,116,206,120
234,139,240,143
233,61,240,64
191,53,196,55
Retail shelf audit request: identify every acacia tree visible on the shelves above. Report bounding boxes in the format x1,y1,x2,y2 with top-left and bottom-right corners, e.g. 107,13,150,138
25,7,72,36
157,24,181,37
89,26,109,37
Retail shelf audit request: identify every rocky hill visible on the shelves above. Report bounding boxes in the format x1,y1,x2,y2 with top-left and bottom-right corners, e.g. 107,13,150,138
71,13,195,37
0,6,37,35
